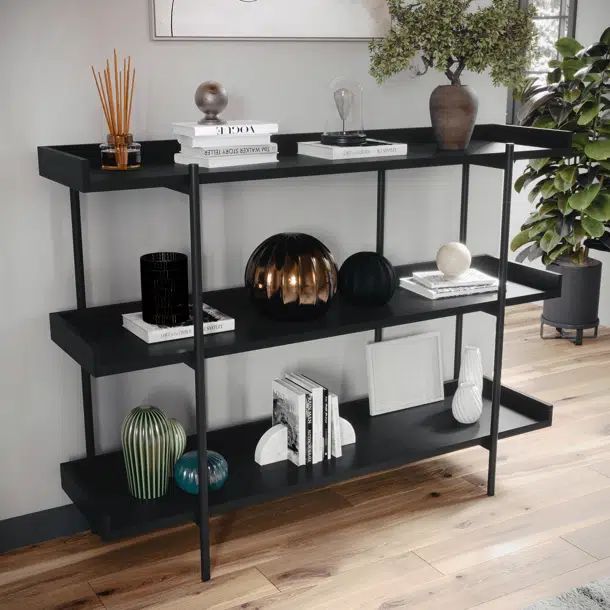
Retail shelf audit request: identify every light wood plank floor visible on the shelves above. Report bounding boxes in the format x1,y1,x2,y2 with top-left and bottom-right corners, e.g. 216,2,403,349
2,305,610,610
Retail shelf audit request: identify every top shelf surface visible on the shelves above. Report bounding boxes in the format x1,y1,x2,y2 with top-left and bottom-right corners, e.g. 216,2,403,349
38,125,573,193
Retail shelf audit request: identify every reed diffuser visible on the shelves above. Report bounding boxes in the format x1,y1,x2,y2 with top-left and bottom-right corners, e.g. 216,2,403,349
91,51,141,170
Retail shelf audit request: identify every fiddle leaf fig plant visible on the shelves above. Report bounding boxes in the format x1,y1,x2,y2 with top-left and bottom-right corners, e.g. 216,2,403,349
511,28,610,266
369,0,537,87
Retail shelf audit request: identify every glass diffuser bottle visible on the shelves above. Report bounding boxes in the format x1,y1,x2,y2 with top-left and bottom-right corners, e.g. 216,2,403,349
91,51,141,171
321,77,366,146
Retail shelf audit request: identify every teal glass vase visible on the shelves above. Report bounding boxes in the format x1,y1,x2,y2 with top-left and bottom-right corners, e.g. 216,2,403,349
174,450,228,494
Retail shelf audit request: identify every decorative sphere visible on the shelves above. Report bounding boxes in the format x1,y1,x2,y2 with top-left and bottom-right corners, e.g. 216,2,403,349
436,242,471,278
194,81,228,123
245,233,338,321
174,450,229,494
339,252,397,306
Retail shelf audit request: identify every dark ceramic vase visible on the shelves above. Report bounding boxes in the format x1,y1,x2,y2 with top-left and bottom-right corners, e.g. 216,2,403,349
429,85,479,150
339,252,397,306
543,257,602,329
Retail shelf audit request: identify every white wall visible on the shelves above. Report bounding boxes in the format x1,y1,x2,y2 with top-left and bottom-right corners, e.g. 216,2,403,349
0,0,602,521
509,0,610,323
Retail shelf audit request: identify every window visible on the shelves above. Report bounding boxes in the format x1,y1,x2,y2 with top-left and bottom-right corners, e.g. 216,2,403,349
507,0,578,123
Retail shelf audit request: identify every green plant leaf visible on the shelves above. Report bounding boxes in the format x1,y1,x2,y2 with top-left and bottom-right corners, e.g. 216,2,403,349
585,139,610,161
557,195,571,215
562,58,588,79
581,216,605,238
568,183,602,211
528,158,551,172
540,229,562,253
566,222,586,246
586,193,610,221
577,102,600,126
554,166,577,192
556,37,584,57
514,173,530,193
546,243,572,263
510,229,533,252
563,87,581,103
572,133,589,151
540,180,558,199
601,27,610,46
533,116,556,129
528,182,543,204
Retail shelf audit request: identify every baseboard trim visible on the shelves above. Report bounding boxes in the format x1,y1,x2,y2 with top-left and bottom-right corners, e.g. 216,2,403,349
0,504,89,553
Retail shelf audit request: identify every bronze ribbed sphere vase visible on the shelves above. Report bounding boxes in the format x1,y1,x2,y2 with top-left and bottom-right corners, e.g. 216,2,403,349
245,233,338,321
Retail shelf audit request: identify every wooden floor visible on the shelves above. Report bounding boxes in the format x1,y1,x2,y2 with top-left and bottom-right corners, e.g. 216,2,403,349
2,304,610,610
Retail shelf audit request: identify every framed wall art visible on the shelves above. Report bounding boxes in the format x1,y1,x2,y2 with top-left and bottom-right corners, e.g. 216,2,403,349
366,332,444,416
150,0,390,41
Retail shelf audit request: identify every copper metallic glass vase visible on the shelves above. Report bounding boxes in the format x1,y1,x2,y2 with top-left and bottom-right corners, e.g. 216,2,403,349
100,133,141,170
245,233,338,321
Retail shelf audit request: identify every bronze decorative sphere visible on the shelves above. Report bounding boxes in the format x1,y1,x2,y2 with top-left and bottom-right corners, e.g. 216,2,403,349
245,233,338,321
194,81,228,124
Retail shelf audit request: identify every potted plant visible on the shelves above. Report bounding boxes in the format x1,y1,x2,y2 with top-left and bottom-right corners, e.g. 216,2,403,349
511,29,610,344
369,0,537,150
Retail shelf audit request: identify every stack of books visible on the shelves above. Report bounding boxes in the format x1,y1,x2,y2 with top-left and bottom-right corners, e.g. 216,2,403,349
298,138,408,160
272,373,342,467
122,303,234,343
172,121,279,168
400,268,499,300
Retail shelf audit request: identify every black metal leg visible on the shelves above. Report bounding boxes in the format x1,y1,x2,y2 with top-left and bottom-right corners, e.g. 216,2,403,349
69,189,95,458
454,164,470,379
487,144,515,496
188,166,211,582
375,170,386,343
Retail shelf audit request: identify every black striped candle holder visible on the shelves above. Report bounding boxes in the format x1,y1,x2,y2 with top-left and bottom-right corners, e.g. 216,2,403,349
140,252,189,326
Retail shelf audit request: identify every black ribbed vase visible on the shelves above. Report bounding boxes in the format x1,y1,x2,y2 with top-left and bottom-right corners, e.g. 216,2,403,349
140,252,189,326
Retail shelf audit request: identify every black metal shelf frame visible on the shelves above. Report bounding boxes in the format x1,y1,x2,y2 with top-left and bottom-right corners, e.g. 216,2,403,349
40,125,572,582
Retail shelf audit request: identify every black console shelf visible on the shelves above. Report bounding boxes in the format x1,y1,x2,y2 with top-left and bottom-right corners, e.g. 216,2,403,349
38,125,571,582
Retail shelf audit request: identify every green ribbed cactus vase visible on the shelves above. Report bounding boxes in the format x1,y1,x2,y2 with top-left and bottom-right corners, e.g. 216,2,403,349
167,418,187,476
121,405,171,500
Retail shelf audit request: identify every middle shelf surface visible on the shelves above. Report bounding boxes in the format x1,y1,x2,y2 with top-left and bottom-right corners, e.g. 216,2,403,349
61,379,552,541
49,255,560,377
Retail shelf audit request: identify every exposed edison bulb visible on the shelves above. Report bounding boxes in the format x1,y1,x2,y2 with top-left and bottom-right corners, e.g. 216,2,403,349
334,88,354,133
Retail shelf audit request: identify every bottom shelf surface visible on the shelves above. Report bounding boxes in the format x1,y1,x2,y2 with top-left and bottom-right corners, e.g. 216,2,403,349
61,379,552,540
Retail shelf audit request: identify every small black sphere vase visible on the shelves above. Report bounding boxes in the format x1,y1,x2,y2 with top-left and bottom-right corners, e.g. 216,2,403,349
245,233,338,321
339,251,397,306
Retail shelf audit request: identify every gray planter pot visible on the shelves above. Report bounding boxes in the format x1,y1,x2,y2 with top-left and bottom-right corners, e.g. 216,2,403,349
543,257,602,331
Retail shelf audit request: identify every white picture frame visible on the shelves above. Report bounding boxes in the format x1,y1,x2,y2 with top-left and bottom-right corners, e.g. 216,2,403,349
150,0,390,41
366,332,444,416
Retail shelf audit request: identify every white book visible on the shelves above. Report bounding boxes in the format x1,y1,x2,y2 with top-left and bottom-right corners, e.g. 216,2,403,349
400,277,498,300
272,379,307,467
179,142,278,158
122,304,234,344
330,393,342,459
172,120,279,138
177,134,272,148
298,139,408,161
412,269,498,290
174,152,278,168
286,373,326,464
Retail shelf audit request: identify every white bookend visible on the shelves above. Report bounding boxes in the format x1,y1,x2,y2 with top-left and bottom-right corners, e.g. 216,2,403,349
340,416,356,446
298,139,408,161
286,373,325,463
271,378,308,466
254,424,287,466
177,134,272,148
179,142,278,158
122,304,234,344
172,120,279,138
174,152,278,168
330,393,342,458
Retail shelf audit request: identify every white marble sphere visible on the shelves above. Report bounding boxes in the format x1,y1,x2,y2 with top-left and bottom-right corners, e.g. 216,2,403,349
436,242,472,278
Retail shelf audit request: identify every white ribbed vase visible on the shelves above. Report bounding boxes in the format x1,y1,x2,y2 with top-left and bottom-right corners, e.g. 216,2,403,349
121,405,171,500
452,382,483,424
459,345,483,396
167,418,187,477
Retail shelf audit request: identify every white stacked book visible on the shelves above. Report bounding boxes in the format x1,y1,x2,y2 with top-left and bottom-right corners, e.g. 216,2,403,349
172,121,279,168
298,139,408,160
272,374,342,467
122,304,234,343
400,269,499,300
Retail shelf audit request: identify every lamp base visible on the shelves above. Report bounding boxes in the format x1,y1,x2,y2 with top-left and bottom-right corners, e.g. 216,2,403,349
321,131,367,146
